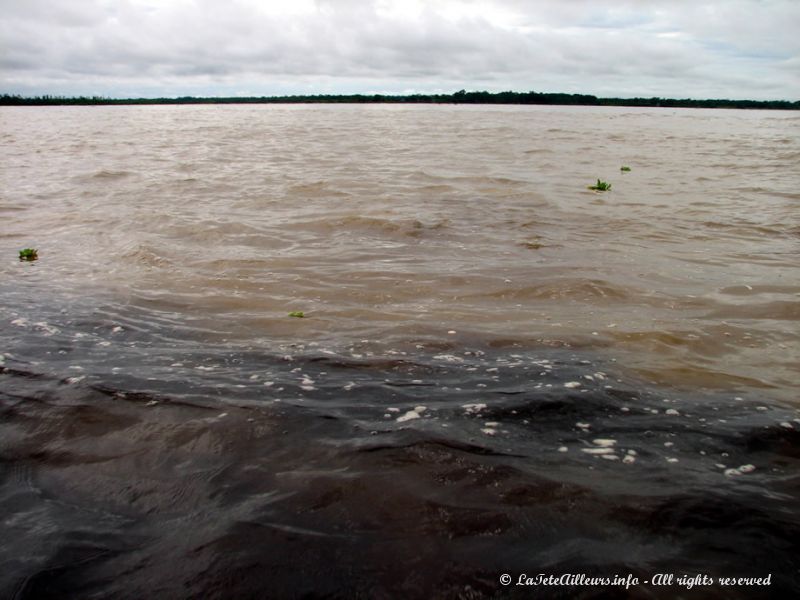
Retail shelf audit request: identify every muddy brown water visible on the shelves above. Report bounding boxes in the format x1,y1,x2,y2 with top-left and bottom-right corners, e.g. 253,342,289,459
1,104,799,598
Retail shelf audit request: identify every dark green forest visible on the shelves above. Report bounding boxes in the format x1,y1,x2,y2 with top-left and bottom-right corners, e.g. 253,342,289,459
1,90,797,110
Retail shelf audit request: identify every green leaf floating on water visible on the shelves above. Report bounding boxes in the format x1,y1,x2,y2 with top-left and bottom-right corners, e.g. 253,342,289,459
588,179,611,191
288,311,305,318
620,166,631,172
19,248,38,261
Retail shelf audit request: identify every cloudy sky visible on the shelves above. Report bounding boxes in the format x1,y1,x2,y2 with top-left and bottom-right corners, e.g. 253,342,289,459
1,0,798,100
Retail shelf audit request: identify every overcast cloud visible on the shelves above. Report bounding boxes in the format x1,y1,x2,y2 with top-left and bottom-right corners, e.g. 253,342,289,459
1,0,798,99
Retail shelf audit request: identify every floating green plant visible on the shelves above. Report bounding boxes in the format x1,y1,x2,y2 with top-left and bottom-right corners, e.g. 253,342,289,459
19,248,38,261
288,311,305,318
522,241,544,250
620,166,631,172
588,179,612,191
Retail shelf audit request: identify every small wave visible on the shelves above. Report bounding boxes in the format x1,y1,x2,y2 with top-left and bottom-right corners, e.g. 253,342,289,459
470,279,637,302
769,190,800,200
0,205,27,213
288,180,350,197
700,220,788,237
719,284,799,296
633,364,776,390
90,169,134,179
165,219,273,244
704,301,800,321
404,170,530,188
418,183,458,193
287,215,448,239
775,151,800,161
119,244,170,268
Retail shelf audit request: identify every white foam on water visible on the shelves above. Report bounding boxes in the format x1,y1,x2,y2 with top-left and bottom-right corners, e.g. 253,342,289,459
592,439,616,447
396,411,420,423
582,447,614,455
434,354,463,363
397,406,427,423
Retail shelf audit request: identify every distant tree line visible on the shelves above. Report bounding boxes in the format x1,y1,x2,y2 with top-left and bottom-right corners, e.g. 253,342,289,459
0,90,797,110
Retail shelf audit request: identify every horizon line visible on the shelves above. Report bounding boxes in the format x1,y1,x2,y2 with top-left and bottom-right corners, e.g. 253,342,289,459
1,90,798,109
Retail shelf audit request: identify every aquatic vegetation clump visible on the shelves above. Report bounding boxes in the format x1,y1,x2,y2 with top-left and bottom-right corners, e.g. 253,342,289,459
288,311,305,318
620,166,631,172
588,179,612,191
19,248,38,261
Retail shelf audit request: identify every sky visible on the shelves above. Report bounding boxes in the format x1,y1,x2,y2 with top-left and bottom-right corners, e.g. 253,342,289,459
1,0,798,100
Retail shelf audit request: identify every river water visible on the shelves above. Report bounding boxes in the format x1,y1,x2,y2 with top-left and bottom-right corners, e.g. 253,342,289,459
1,104,799,598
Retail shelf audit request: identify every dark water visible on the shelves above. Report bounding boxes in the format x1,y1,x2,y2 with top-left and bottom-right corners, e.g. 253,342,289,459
2,284,799,599
2,105,800,598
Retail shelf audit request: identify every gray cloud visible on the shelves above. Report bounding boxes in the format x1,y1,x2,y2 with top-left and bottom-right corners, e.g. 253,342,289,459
1,0,798,99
